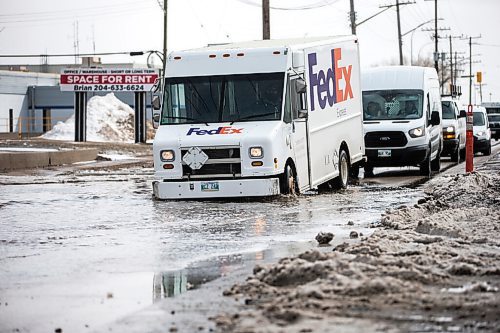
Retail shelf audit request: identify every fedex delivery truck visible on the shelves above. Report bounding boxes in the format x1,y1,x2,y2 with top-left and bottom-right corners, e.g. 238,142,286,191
152,36,364,199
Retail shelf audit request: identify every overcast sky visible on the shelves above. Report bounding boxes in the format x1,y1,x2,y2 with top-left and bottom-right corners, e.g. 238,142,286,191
0,0,499,102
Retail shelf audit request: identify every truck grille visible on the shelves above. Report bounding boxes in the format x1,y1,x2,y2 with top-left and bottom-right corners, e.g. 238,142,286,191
181,146,241,179
365,131,408,148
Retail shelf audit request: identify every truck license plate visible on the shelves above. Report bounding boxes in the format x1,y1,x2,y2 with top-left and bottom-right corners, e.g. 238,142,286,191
378,149,391,157
201,181,219,192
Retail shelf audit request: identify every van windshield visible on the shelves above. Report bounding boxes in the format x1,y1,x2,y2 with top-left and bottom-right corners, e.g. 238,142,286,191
473,112,485,126
441,101,456,119
362,90,423,121
161,73,284,125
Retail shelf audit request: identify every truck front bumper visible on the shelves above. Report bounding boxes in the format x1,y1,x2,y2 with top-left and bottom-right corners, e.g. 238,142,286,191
153,178,280,199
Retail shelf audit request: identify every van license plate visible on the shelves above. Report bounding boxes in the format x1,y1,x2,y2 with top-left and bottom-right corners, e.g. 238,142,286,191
378,150,391,157
201,182,219,192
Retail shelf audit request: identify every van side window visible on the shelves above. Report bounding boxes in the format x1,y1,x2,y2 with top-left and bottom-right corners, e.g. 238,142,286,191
426,93,431,126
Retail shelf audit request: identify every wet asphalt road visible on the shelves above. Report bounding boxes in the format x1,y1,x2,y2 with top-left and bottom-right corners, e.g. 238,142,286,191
1,143,498,333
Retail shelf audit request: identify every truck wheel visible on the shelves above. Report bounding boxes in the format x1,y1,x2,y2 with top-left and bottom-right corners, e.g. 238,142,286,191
431,146,441,172
280,164,297,195
419,149,431,177
333,149,349,190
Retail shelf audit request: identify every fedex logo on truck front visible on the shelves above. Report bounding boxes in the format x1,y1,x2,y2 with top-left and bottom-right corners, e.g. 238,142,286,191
308,48,353,111
187,127,243,136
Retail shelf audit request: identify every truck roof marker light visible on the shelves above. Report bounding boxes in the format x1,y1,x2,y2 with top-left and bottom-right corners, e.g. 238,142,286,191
251,161,263,167
223,53,230,58
163,164,174,169
237,53,245,57
209,54,217,58
273,51,281,55
174,56,182,60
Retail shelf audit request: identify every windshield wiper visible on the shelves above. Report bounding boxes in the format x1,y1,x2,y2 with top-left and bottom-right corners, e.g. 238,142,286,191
164,116,209,126
230,112,278,124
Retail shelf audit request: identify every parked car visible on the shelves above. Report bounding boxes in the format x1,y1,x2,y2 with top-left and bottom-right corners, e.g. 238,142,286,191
441,97,466,162
473,106,491,155
487,113,500,141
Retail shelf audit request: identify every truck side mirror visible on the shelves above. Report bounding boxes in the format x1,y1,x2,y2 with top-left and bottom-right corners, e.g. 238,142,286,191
152,110,160,129
430,111,440,126
295,79,307,94
298,109,308,119
152,95,161,110
459,110,466,118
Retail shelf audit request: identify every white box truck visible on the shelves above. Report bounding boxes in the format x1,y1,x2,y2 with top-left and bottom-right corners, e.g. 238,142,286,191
151,36,365,199
361,66,443,177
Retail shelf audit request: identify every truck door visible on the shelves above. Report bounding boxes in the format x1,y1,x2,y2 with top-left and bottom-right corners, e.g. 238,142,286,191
284,76,310,191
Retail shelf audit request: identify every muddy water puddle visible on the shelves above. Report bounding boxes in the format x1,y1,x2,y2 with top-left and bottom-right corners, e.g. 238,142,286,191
0,169,423,332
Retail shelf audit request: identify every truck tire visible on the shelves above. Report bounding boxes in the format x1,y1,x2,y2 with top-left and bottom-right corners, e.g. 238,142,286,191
419,149,431,177
280,164,297,195
431,145,441,172
333,149,349,190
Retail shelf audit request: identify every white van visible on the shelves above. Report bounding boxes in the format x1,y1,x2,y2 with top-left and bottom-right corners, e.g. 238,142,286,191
152,37,365,199
473,106,492,155
361,66,442,177
441,96,466,162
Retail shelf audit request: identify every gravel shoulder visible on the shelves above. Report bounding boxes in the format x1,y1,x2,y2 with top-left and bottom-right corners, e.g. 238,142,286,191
218,153,500,332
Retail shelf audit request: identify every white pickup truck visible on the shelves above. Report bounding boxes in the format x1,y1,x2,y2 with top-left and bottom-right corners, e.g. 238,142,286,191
151,37,365,199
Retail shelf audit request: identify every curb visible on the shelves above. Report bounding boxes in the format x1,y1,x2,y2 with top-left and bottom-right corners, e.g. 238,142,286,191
0,149,98,171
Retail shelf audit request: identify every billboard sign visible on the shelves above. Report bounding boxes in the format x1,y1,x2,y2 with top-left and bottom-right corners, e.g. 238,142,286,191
60,68,158,92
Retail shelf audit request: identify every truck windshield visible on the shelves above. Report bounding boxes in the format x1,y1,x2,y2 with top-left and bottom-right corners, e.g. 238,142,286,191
473,112,485,126
161,72,284,125
441,101,456,119
362,90,423,120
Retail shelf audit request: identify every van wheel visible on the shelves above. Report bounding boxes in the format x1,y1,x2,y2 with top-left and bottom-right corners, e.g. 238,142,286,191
280,164,297,195
419,149,431,177
484,141,492,156
333,149,349,190
431,146,441,172
364,163,374,178
451,146,460,163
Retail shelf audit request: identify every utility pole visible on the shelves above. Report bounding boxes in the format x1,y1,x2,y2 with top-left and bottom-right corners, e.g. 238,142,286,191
163,0,168,72
380,1,415,65
263,0,270,40
396,0,403,65
434,0,438,73
349,0,356,34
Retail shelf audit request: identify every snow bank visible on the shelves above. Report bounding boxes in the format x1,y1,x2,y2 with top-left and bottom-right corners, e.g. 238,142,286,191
42,93,135,142
219,171,500,332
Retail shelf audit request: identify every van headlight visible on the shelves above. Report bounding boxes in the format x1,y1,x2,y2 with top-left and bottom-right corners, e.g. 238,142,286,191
160,150,175,162
476,131,485,137
409,126,424,138
249,147,263,159
445,126,455,133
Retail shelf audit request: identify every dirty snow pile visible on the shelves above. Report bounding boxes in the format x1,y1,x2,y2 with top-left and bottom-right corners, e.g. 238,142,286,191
42,93,135,142
218,171,500,332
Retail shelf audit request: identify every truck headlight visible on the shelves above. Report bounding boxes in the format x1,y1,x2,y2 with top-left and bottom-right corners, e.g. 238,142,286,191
160,150,175,162
445,126,455,133
477,131,485,137
249,147,263,159
409,126,424,138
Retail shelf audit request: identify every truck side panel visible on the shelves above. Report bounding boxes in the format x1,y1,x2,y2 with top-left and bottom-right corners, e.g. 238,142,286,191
304,39,363,187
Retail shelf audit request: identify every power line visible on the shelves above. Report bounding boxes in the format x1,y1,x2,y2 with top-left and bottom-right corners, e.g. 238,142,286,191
236,0,340,11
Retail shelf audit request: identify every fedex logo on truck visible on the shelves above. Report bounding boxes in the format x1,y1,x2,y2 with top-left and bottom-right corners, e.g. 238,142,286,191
187,127,243,136
308,48,354,111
